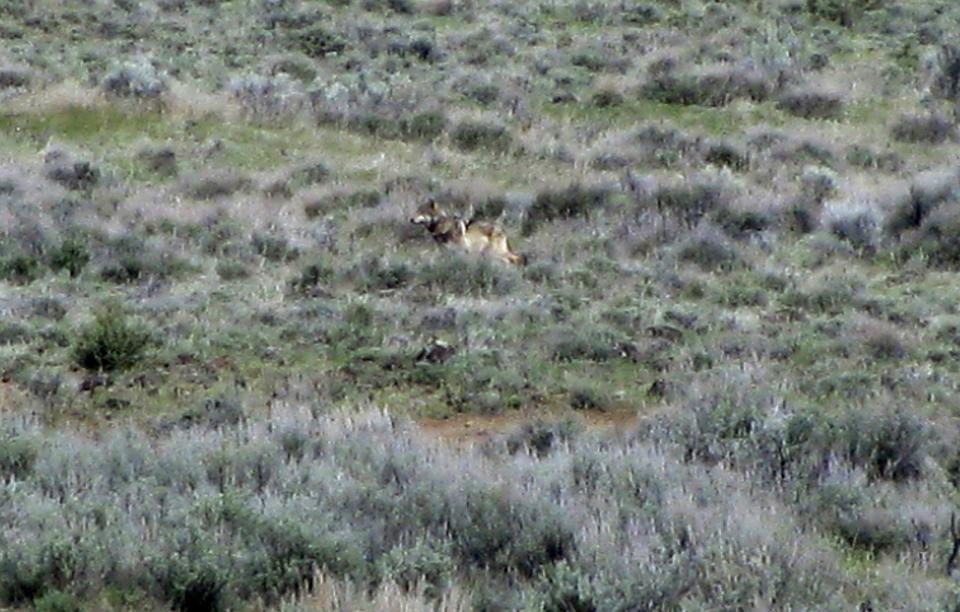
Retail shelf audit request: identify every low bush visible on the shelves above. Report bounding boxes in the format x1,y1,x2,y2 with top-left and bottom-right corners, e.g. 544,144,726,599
0,67,30,89
0,254,42,284
0,322,32,345
287,161,330,190
72,303,153,372
215,260,251,281
450,120,511,152
641,67,773,107
654,179,732,228
417,255,516,296
378,542,452,600
403,110,446,141
804,0,882,27
901,205,960,268
703,141,750,172
891,113,955,144
251,232,300,262
677,226,741,272
548,324,623,362
0,436,37,480
799,165,838,204
777,88,844,119
828,208,879,254
288,259,335,296
885,174,958,236
48,238,90,278
44,154,99,192
523,184,610,235
293,26,347,58
102,58,168,99
182,172,252,200
507,419,581,458
350,257,414,291
837,407,931,481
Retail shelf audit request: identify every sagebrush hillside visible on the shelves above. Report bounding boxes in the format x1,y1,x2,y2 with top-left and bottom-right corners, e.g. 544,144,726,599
3,0,960,609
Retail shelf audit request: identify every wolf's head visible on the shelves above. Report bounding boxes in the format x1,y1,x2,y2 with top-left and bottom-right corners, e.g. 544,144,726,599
410,198,443,226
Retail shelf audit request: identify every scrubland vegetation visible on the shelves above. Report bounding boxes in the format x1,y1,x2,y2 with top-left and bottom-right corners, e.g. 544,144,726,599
3,0,960,609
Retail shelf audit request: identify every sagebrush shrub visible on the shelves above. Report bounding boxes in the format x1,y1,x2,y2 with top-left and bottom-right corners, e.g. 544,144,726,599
0,254,41,284
523,184,609,235
450,120,511,152
828,208,879,254
417,255,516,295
902,205,960,268
0,436,37,480
294,25,347,58
891,112,955,144
48,238,90,278
885,174,958,236
506,419,580,457
641,67,772,107
229,73,305,121
777,88,844,119
72,304,153,372
102,58,168,99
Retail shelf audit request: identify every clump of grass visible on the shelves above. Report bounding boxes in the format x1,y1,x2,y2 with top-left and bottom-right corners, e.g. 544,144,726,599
72,303,154,372
450,120,511,152
522,183,610,235
891,112,955,144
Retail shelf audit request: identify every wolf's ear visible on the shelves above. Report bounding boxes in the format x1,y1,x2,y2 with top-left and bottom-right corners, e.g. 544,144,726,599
426,197,438,212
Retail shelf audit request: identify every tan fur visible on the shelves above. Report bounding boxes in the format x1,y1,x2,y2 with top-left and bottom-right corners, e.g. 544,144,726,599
410,200,525,266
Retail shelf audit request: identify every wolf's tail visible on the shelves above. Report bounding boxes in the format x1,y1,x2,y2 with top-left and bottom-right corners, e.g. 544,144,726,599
509,252,528,266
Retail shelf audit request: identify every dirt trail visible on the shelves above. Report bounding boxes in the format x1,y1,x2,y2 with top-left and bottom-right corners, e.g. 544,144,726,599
418,409,641,446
